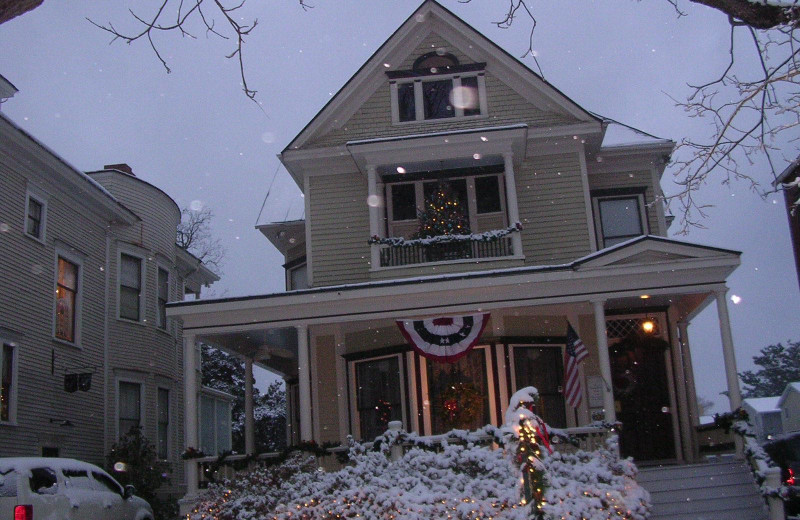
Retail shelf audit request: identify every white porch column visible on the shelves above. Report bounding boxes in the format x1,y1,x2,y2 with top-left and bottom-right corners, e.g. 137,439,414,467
297,324,313,442
716,288,743,411
679,320,701,461
668,308,692,462
244,357,255,455
592,300,616,423
503,152,523,257
182,333,199,501
367,165,382,269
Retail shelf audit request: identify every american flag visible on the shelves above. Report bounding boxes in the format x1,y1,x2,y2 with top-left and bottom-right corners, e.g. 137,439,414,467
563,323,588,408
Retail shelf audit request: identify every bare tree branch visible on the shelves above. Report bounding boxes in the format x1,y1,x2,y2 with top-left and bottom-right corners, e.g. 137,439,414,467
177,206,225,275
88,0,309,102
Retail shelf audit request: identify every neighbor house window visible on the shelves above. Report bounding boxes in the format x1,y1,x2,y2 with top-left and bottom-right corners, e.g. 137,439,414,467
1,343,15,423
157,267,169,329
119,254,142,321
157,388,169,459
118,381,141,438
199,391,232,455
56,257,79,342
289,263,308,290
352,355,404,441
385,171,506,238
593,194,647,248
25,194,45,240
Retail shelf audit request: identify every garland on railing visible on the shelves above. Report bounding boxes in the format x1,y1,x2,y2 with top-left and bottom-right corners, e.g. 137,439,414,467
713,409,790,500
196,440,347,485
368,222,522,247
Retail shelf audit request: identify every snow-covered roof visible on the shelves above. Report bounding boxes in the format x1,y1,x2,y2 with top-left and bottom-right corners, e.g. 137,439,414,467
699,415,715,426
778,381,800,408
599,118,673,149
0,458,106,475
743,396,781,413
775,156,800,185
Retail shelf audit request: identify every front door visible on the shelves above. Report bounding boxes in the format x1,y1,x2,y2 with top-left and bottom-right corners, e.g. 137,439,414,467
610,334,675,460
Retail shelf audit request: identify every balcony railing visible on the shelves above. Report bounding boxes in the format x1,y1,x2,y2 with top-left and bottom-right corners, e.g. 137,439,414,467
371,225,523,268
379,236,514,267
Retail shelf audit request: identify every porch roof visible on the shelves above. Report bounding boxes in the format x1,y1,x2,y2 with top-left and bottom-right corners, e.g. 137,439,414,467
168,236,739,342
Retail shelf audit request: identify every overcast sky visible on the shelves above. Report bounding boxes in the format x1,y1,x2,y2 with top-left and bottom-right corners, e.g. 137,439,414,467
1,1,798,412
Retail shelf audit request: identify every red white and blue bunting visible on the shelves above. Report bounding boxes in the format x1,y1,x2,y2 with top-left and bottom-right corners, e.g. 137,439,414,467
396,313,490,363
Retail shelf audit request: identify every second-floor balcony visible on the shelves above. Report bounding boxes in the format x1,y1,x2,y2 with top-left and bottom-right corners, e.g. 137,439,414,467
370,225,520,268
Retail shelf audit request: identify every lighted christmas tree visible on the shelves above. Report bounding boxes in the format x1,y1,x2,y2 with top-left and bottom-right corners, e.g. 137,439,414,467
414,181,471,238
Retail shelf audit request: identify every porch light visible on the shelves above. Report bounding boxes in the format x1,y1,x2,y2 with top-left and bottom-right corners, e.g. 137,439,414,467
639,294,650,299
641,319,655,334
396,166,406,174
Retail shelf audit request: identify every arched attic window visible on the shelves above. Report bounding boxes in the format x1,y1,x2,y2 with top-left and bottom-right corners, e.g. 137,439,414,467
413,51,460,75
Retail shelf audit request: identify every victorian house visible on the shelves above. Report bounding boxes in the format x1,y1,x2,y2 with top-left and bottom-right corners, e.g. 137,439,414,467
169,0,745,502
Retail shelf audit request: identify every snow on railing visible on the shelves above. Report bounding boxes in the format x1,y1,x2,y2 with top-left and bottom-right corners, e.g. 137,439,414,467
713,409,788,520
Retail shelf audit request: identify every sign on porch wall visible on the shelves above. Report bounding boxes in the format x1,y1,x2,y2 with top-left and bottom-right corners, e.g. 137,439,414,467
396,313,490,363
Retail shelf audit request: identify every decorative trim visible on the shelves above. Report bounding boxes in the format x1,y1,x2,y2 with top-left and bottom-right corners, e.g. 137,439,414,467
386,62,486,79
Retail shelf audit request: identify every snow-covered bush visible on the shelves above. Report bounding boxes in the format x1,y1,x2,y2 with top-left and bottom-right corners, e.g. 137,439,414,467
189,436,649,520
188,387,650,520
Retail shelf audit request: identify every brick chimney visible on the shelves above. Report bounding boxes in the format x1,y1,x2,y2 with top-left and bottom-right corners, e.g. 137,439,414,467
104,163,135,176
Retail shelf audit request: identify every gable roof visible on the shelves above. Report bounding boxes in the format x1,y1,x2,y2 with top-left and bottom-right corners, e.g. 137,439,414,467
283,0,600,152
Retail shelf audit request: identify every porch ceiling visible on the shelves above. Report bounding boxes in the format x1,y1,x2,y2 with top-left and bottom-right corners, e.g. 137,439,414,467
198,326,298,377
168,236,740,338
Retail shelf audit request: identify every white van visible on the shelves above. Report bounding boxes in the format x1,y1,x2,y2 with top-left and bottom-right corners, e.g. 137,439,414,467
0,458,153,520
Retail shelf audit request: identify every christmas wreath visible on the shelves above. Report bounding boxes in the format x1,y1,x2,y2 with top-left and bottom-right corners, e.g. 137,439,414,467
440,382,484,427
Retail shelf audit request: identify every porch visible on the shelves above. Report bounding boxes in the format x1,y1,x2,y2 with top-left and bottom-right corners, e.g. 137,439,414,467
167,236,744,503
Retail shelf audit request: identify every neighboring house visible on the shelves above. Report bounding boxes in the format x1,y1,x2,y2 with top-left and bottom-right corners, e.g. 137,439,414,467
0,82,218,498
743,396,784,442
168,0,745,503
779,382,800,434
775,157,800,290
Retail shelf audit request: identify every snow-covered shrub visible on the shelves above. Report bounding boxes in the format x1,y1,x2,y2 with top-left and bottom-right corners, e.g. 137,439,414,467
189,434,650,520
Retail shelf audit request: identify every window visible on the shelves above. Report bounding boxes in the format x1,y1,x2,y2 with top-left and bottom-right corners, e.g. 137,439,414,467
386,172,506,238
25,195,45,240
62,469,93,491
512,346,567,428
118,381,141,438
593,194,647,248
92,471,123,496
119,254,142,321
390,183,417,221
56,257,79,342
426,348,490,434
352,356,404,441
394,75,485,123
475,175,502,213
29,468,58,495
199,392,232,455
288,263,308,290
157,267,169,329
157,388,169,459
1,344,15,422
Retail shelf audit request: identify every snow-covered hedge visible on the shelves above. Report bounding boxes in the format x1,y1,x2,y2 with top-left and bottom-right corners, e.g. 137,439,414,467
189,436,649,520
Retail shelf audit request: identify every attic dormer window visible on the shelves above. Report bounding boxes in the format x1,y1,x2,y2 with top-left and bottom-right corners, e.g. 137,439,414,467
388,58,487,124
413,51,459,74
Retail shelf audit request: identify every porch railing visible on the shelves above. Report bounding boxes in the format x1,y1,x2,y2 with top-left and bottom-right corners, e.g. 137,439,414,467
379,236,514,267
194,424,614,488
